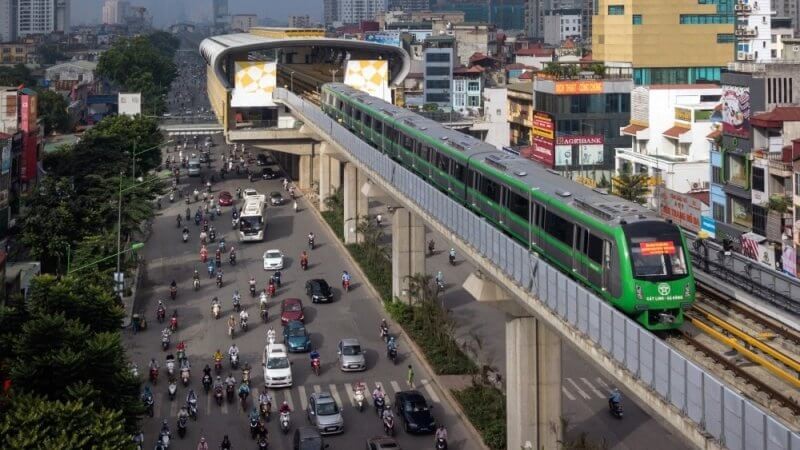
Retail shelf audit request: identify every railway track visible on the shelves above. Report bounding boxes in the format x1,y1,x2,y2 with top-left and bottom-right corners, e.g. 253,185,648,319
666,283,800,427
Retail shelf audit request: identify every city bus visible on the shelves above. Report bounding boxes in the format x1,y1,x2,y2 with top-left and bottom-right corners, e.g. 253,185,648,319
238,195,267,242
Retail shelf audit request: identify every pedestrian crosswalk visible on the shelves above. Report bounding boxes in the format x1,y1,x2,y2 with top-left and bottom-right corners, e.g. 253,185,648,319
149,378,442,419
562,377,613,401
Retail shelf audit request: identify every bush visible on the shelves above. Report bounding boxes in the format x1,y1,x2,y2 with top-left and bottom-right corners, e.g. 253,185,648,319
348,243,392,302
453,385,507,450
321,210,344,241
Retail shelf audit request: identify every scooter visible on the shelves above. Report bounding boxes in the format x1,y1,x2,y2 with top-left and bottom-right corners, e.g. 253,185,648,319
177,414,187,438
182,231,189,243
161,329,171,351
241,317,248,332
233,295,241,312
242,367,250,386
202,373,212,393
170,286,177,301
388,347,398,365
166,356,176,381
249,416,260,439
143,393,154,417
270,272,281,288
216,274,223,288
609,400,623,418
311,357,321,376
280,411,291,434
229,252,236,265
187,398,198,420
149,367,159,385
214,357,223,374
212,302,220,319
354,386,365,412
193,278,200,290
181,366,190,386
374,396,386,417
449,251,456,266
230,353,239,369
300,258,308,271
383,414,395,436
214,385,224,406
157,305,166,323
249,283,257,298
342,278,350,293
435,437,448,449
308,237,315,250
168,381,177,401
226,384,235,403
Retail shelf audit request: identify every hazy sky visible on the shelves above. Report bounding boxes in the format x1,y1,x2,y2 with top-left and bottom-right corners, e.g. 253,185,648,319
73,0,323,26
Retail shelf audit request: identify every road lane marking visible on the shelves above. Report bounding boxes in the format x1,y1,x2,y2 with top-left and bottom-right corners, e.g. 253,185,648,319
421,379,441,404
281,390,294,410
329,384,344,409
595,377,610,392
581,377,604,398
221,398,229,415
565,378,591,400
154,393,162,418
562,387,576,401
170,398,178,417
298,386,308,410
344,383,356,407
390,381,402,396
206,393,212,415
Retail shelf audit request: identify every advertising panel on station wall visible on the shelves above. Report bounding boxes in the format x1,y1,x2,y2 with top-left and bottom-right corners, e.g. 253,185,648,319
530,112,555,166
231,61,277,107
721,85,751,138
654,186,708,233
344,60,390,102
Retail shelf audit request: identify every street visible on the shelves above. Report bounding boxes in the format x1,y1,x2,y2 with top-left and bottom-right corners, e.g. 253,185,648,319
124,134,480,449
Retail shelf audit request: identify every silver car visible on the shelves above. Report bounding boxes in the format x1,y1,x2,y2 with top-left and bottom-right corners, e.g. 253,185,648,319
337,338,366,372
307,392,344,435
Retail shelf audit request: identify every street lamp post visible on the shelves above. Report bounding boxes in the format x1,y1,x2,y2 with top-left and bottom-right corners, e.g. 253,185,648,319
290,71,295,91
68,242,145,275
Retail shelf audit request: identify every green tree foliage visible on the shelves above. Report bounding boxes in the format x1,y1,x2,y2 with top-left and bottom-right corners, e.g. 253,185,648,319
146,31,180,57
0,393,132,450
0,64,36,87
612,172,650,204
87,114,163,175
36,89,71,135
27,275,124,333
36,43,67,65
97,34,177,114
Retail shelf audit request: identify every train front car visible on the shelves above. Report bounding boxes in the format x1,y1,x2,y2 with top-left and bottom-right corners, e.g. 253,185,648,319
618,220,695,330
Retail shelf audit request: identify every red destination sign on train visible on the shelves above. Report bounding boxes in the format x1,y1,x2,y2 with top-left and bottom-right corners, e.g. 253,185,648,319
640,241,676,256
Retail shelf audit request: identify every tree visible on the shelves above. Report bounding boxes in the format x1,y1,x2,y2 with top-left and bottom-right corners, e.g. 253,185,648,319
146,31,180,57
0,64,36,87
36,43,67,65
86,114,164,176
36,90,71,135
27,275,124,333
0,393,132,449
612,172,650,204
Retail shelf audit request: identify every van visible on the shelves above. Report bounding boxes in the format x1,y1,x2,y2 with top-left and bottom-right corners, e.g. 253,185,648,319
263,343,292,388
188,158,201,176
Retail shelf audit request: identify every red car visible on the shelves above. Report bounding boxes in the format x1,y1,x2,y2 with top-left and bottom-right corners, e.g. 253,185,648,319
218,191,234,206
280,298,305,325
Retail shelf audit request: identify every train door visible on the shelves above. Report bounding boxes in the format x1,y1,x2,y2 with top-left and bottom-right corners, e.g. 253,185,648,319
574,227,590,280
602,241,613,291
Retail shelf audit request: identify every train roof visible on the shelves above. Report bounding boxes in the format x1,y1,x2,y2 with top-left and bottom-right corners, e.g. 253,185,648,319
324,83,659,226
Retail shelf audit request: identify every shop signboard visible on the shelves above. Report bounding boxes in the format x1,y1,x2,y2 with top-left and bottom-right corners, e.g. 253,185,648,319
675,107,692,122
555,135,604,166
529,112,555,166
554,80,603,95
655,186,708,233
701,215,716,238
1,137,10,174
118,93,141,116
364,31,402,47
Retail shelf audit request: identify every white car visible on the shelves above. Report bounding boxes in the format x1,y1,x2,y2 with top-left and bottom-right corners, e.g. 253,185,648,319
263,344,292,388
263,249,284,270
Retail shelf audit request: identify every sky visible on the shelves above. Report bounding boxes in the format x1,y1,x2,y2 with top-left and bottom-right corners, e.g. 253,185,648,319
73,0,323,27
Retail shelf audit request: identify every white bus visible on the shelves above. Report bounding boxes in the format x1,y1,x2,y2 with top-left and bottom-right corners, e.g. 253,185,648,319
238,195,267,242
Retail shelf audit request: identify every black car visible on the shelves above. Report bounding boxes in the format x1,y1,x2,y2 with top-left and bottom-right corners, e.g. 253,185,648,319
261,167,279,180
394,391,436,434
305,279,333,303
256,154,275,166
293,426,329,450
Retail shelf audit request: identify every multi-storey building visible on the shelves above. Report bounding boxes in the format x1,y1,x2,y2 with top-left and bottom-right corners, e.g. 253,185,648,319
288,15,311,28
102,0,129,25
324,0,339,26
338,0,387,25
451,23,497,65
617,84,721,200
507,81,533,146
17,0,71,37
0,42,34,65
593,0,734,85
543,8,582,45
231,14,258,32
388,0,430,11
212,0,228,27
733,0,772,63
452,65,483,115
422,34,455,108
771,17,795,60
772,0,798,35
0,0,16,42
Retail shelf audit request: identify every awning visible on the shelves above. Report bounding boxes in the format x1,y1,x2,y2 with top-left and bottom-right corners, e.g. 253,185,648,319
663,125,692,142
706,129,721,140
620,123,648,137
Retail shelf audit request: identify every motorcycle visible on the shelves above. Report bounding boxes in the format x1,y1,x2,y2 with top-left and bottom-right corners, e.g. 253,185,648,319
214,385,224,406
177,414,187,438
231,218,238,229
242,367,251,386
354,386,365,412
374,396,385,417
181,366,190,386
311,357,321,376
159,430,170,449
177,347,186,363
239,389,249,410
249,416,260,439
169,191,175,203
300,258,308,271
609,399,623,418
383,414,395,436
266,283,276,298
143,392,154,417
449,251,456,266
308,237,315,250
166,356,176,381
169,314,178,332
161,329,171,351
436,278,445,293
270,272,282,288
185,209,191,221
168,381,177,400
257,438,268,450
149,367,159,385
214,357,223,374
157,306,166,323
182,231,189,243
202,374,212,393
229,252,236,265
193,278,200,290
260,302,269,323
176,216,182,228
230,353,239,369
249,283,257,298
216,273,223,288
388,347,398,365
260,401,271,422
241,316,248,332
436,437,448,449
280,411,291,434
226,384,235,403
342,278,350,293
233,295,241,312
187,397,198,420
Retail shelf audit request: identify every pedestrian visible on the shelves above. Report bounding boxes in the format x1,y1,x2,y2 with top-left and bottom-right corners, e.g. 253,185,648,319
406,364,415,388
376,213,383,227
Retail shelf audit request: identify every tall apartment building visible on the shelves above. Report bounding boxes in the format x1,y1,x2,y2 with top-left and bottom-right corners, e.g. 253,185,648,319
772,0,798,35
288,15,311,28
324,0,339,26
0,0,16,42
212,0,228,27
231,14,258,31
17,0,71,37
423,34,455,109
388,0,430,11
593,0,734,85
338,0,387,25
102,0,129,25
734,0,772,63
526,0,583,38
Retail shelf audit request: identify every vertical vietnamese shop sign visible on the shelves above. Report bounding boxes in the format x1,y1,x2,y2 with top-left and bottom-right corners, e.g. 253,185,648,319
721,85,751,138
530,112,555,167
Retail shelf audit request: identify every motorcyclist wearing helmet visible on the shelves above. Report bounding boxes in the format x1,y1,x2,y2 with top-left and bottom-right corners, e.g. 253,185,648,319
279,400,291,414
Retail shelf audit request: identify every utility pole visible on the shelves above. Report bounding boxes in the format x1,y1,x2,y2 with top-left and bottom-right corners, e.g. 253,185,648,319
132,140,138,180
115,171,124,297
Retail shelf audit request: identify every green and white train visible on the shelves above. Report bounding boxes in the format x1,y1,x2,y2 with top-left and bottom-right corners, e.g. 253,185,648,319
321,83,695,330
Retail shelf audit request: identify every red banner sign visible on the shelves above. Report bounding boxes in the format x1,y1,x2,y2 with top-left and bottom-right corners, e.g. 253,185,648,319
556,135,604,145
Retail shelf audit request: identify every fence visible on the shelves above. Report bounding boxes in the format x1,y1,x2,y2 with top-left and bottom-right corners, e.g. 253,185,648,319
273,88,800,450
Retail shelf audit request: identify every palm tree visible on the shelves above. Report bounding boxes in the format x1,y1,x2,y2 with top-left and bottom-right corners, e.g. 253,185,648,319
612,172,650,204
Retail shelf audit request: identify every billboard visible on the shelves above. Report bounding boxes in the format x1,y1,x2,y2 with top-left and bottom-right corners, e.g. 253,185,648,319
364,31,402,47
20,93,37,133
232,61,277,107
118,93,142,117
721,85,751,138
555,145,572,166
654,186,708,233
529,112,554,166
555,135,604,166
554,80,604,95
344,60,390,102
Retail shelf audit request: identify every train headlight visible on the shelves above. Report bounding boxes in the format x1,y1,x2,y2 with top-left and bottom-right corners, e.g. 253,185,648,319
635,285,643,300
684,283,692,298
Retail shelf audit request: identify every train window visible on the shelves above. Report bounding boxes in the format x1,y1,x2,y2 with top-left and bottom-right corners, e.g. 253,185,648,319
452,162,465,182
417,144,429,160
354,108,362,121
386,127,398,142
587,234,603,264
363,114,372,128
545,211,573,247
534,203,544,228
437,153,450,172
470,170,481,190
373,119,382,133
401,133,415,151
344,103,351,116
480,176,501,202
508,190,529,218
574,226,585,252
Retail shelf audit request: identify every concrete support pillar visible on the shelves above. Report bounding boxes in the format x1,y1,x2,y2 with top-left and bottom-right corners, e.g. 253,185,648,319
391,209,426,300
343,163,368,243
319,154,332,211
506,317,562,450
298,154,313,190
330,158,342,193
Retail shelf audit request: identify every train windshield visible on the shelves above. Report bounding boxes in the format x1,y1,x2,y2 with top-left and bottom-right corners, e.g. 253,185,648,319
623,221,688,281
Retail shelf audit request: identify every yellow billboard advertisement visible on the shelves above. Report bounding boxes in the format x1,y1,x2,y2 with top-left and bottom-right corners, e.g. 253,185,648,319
344,60,390,102
232,61,277,107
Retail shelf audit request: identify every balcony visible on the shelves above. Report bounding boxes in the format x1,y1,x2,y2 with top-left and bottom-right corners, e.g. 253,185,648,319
734,2,752,14
753,150,793,177
735,27,757,38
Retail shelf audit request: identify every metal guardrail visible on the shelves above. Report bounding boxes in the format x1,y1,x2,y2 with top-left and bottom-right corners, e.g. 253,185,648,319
273,88,800,450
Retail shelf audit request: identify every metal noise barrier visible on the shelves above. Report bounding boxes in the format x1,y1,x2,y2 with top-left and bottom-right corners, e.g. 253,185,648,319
273,88,800,450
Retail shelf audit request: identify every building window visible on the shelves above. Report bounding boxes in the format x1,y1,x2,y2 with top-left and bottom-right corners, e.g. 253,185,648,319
426,80,450,89
632,14,642,24
795,173,800,196
467,96,480,107
712,165,724,184
717,33,735,43
712,202,725,221
425,52,450,62
752,166,765,192
608,5,624,15
730,197,752,228
752,205,767,236
426,66,450,76
679,14,734,24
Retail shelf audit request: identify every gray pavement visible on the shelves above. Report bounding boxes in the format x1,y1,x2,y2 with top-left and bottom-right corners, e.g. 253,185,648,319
123,134,480,449
367,201,692,450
